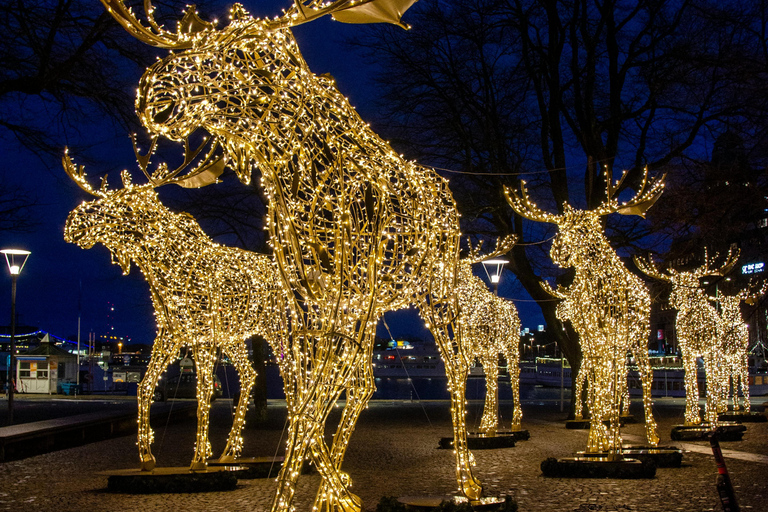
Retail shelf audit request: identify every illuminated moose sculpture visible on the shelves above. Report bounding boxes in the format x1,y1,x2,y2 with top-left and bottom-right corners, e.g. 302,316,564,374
505,170,663,454
708,282,766,414
98,0,488,508
457,260,522,435
635,249,739,424
63,149,285,470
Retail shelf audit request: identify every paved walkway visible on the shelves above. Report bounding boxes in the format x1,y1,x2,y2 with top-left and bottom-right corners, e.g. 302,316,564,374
0,398,766,511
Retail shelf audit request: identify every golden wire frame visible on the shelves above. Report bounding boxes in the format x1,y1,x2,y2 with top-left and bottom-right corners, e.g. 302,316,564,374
710,283,766,414
506,171,663,454
635,249,739,425
62,155,285,470
457,261,522,434
99,1,484,508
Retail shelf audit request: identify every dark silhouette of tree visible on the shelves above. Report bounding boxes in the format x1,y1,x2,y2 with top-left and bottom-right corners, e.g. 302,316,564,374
354,0,768,413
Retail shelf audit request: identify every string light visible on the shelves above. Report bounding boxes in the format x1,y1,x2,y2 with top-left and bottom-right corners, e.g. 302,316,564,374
635,248,739,425
62,151,284,471
98,0,490,508
457,260,522,435
709,282,767,414
505,169,664,455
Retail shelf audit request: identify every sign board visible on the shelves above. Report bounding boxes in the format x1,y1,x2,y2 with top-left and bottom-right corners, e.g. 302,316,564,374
742,262,765,275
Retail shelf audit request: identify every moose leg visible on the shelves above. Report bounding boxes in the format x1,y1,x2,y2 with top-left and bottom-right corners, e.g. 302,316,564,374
478,354,500,436
573,365,586,420
313,363,375,512
190,347,215,470
506,347,523,431
703,359,721,425
219,342,257,461
739,355,750,413
136,332,179,471
635,350,659,446
585,363,608,453
682,353,701,425
420,299,482,500
272,411,316,512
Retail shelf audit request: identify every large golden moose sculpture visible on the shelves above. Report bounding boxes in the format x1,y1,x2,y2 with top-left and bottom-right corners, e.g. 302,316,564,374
98,0,489,508
457,260,523,436
635,249,739,425
505,170,663,455
62,149,285,471
712,283,767,415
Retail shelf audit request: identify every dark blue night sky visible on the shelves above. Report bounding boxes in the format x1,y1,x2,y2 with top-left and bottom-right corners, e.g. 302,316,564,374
0,0,544,347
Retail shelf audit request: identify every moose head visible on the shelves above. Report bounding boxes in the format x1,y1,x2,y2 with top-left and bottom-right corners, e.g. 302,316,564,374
100,0,416,183
63,135,220,273
633,248,740,311
505,169,665,273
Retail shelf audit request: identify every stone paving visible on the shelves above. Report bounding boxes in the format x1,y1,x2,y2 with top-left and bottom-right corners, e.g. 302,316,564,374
0,397,766,511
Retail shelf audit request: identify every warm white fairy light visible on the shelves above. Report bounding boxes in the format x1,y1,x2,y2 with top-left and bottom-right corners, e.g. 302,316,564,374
99,0,483,508
457,260,522,434
709,282,767,414
635,248,739,425
62,152,285,471
505,169,664,454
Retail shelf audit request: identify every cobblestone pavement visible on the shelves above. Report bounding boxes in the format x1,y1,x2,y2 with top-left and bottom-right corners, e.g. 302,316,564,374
0,397,766,511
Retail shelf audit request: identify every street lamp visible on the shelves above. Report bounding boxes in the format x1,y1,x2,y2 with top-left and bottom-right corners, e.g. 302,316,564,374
1,248,30,426
482,258,509,295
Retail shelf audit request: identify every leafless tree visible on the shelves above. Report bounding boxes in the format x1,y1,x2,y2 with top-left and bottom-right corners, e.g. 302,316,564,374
354,0,768,412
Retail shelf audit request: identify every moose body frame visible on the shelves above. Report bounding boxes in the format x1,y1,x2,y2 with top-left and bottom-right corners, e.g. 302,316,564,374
457,261,523,435
635,250,739,425
100,1,486,508
64,166,285,469
708,284,766,414
505,172,663,453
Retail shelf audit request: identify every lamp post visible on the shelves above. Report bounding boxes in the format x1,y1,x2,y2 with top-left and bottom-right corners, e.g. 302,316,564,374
1,249,30,426
481,258,508,296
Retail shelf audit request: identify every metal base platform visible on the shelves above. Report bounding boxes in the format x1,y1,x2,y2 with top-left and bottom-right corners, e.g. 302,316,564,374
208,456,285,479
394,495,515,511
439,430,528,450
540,456,656,479
577,446,684,468
718,411,767,423
104,466,241,493
670,423,747,441
565,414,635,430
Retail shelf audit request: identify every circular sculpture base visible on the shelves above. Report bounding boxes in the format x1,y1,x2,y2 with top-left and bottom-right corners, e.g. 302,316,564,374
208,456,285,479
540,456,656,479
718,411,767,423
566,415,633,429
439,430,528,450
577,446,683,468
395,495,514,511
670,423,747,441
104,466,241,493
565,419,591,429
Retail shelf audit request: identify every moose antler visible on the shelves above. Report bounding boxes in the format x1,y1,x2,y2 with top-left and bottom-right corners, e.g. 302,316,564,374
740,280,768,304
465,235,518,265
100,0,216,49
540,279,567,299
694,247,740,279
132,134,224,188
504,181,560,224
633,254,671,282
63,149,108,198
596,167,666,217
266,0,417,29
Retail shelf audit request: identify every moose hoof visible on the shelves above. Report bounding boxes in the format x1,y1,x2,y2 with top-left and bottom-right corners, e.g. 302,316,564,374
140,456,156,472
189,460,208,471
460,476,483,501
